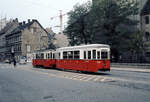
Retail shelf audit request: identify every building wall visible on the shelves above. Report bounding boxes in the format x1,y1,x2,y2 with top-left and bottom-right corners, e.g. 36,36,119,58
5,31,22,61
21,21,49,57
53,33,69,48
2,19,49,62
141,14,150,51
0,20,19,61
0,33,6,61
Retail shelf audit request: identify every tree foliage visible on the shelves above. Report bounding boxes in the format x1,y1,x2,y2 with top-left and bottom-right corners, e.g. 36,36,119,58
129,30,148,54
91,0,139,61
65,2,92,45
65,0,140,61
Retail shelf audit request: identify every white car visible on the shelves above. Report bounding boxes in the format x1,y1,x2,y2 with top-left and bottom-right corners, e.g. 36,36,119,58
4,59,10,63
19,58,27,64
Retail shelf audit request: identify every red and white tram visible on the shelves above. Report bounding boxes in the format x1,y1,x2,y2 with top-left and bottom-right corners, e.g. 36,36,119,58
56,44,110,72
32,50,56,68
32,44,110,72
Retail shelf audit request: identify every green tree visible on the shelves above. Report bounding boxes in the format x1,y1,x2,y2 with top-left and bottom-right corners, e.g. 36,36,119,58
91,0,139,62
65,2,92,45
129,30,148,62
65,0,139,62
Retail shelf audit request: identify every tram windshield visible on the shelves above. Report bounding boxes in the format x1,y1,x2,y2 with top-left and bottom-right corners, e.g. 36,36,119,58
101,51,108,59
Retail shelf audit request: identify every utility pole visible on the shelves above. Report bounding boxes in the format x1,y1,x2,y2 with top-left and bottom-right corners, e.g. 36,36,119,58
60,10,63,34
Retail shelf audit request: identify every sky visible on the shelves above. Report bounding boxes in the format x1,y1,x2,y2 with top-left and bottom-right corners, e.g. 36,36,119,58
0,0,91,33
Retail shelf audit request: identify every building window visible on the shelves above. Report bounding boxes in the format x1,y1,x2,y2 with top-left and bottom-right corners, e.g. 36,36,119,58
30,28,34,34
145,32,150,41
146,52,150,57
145,16,149,24
33,28,37,32
27,45,31,53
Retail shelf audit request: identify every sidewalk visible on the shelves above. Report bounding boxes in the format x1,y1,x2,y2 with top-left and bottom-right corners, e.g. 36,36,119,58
111,63,150,69
111,67,150,73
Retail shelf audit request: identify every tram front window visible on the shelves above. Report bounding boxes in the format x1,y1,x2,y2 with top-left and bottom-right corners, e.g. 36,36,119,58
101,51,108,59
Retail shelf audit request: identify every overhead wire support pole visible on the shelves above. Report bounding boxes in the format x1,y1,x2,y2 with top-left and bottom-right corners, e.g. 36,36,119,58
60,10,63,34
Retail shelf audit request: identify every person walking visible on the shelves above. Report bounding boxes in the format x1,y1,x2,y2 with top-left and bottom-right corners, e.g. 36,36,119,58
13,58,16,67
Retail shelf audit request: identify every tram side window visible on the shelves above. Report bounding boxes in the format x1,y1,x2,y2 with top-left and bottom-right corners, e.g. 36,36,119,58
68,51,73,59
48,53,49,59
101,51,108,59
63,51,67,59
36,54,39,59
46,54,48,59
74,51,80,59
50,52,52,59
88,51,91,59
93,50,96,59
53,53,55,59
58,53,60,59
97,51,100,59
84,51,86,59
41,53,44,59
47,53,49,59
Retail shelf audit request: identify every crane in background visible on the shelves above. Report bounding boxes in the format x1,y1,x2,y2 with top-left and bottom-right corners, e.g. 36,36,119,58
50,10,67,34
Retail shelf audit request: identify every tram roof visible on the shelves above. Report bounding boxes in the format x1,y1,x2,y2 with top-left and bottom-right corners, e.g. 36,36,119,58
57,44,110,51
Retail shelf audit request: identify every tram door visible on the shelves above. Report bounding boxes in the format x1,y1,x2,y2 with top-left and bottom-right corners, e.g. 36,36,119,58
86,49,99,72
84,50,95,71
101,49,108,68
83,51,88,71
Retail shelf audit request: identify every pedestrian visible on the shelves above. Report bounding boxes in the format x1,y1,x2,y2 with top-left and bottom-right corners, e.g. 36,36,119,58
13,58,16,67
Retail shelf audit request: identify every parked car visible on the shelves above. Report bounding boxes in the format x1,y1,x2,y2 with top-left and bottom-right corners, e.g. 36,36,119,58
19,58,27,64
4,59,10,63
4,59,12,64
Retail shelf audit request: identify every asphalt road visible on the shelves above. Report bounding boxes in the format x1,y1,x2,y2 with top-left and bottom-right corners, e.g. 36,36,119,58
0,63,150,102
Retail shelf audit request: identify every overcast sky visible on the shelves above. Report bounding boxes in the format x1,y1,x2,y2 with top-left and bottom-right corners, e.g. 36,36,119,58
0,0,91,33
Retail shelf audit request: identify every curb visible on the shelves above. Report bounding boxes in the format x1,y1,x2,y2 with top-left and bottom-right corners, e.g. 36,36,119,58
111,67,150,73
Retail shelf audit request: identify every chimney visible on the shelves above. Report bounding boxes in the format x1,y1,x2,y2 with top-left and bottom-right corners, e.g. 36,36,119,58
23,21,26,25
32,19,36,22
19,22,22,26
28,19,30,23
15,18,18,22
